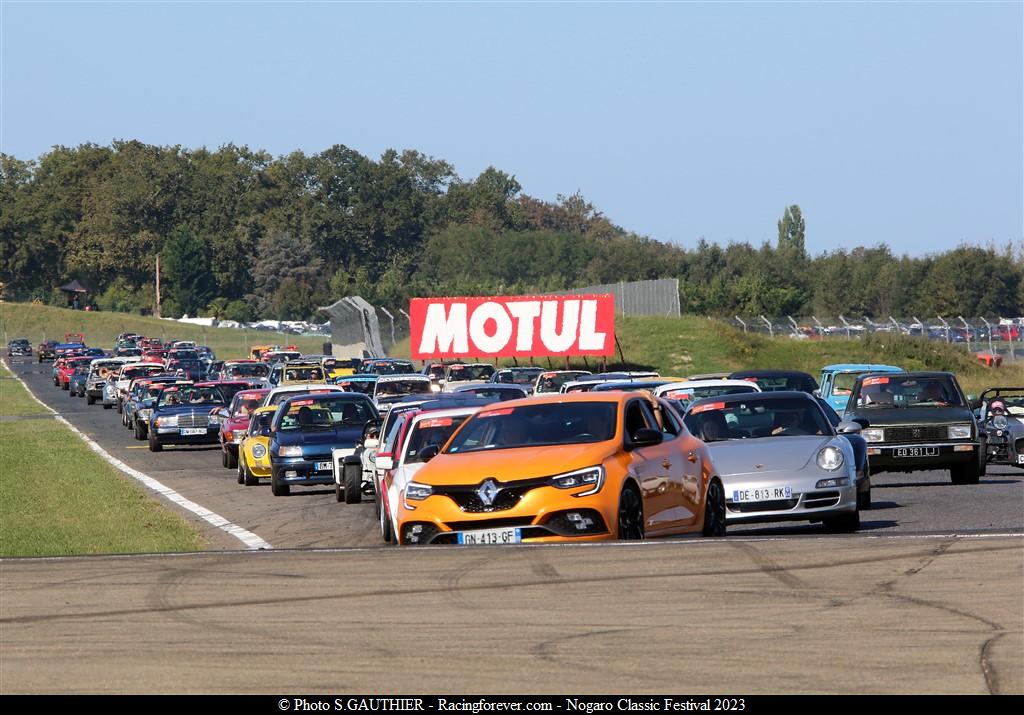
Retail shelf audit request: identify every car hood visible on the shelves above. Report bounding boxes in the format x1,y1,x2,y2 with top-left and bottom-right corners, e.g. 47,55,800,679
416,442,616,486
845,406,975,426
707,435,834,476
275,427,363,449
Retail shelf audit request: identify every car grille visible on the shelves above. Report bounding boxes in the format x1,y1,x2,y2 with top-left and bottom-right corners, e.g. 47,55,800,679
884,425,948,443
177,412,209,428
802,491,841,509
727,498,799,513
433,476,550,513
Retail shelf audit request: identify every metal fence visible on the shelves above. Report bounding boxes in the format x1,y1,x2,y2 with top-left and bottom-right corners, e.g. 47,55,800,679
553,278,681,317
732,315,1024,361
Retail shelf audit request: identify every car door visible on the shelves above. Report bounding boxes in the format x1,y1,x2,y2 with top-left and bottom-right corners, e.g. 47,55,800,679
625,399,682,534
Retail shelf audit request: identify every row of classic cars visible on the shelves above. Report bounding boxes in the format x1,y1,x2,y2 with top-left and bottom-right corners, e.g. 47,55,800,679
15,331,1011,546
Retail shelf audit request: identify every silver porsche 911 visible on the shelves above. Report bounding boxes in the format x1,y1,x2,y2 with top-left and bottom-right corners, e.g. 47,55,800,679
682,391,868,532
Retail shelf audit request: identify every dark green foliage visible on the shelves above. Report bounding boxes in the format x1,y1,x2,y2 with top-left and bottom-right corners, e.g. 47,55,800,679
0,142,1019,319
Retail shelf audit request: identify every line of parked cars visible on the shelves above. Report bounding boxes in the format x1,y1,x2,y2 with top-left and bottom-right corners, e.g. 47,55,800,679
17,333,1008,546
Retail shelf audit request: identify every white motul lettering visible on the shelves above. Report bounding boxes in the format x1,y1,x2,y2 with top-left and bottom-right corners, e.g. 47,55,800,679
540,300,580,353
506,301,541,352
419,303,469,355
469,302,513,354
578,299,606,351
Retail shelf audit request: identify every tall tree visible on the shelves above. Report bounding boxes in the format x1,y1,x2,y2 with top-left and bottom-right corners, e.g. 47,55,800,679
161,224,211,316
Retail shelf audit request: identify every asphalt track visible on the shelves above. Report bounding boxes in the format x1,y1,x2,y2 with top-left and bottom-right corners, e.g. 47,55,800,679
2,357,1022,693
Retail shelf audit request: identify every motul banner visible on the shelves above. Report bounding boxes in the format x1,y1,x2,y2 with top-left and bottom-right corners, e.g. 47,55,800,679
410,295,616,360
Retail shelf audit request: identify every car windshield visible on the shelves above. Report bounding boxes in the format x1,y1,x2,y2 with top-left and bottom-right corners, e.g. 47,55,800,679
229,393,267,418
535,371,591,393
736,375,816,392
832,373,865,395
284,366,324,381
157,386,224,407
447,364,495,382
447,402,618,453
456,387,524,401
851,375,964,409
226,364,269,378
495,369,542,385
684,397,831,442
405,415,472,463
169,350,198,361
661,385,758,407
278,397,375,431
368,361,415,375
123,365,165,380
425,364,447,379
376,380,432,398
337,380,375,395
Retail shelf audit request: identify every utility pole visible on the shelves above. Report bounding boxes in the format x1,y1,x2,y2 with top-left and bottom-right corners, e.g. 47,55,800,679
154,254,162,318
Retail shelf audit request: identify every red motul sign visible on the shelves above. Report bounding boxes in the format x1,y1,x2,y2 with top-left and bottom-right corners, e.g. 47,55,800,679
410,295,615,360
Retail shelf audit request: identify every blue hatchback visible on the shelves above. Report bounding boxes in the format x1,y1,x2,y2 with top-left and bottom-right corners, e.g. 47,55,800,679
818,364,903,417
269,392,379,496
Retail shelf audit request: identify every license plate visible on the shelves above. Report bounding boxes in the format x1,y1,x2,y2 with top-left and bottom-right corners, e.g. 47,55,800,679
315,461,333,471
457,527,521,545
732,486,792,503
180,427,206,436
895,446,939,457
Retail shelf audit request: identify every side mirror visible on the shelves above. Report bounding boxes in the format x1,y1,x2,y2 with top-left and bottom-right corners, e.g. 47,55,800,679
375,455,394,471
836,420,862,435
418,444,440,462
630,428,663,449
365,437,379,450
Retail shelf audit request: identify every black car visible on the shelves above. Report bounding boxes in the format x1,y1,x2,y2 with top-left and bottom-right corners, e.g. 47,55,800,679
844,371,984,484
7,338,32,357
729,369,819,394
148,384,227,452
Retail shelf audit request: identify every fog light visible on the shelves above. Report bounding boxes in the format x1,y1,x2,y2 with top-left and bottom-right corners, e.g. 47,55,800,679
867,448,881,456
405,524,424,544
815,477,850,488
285,470,298,478
566,512,594,530
954,445,974,452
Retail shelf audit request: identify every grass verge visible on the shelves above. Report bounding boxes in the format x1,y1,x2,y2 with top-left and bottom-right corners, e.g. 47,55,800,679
0,302,327,360
0,362,205,556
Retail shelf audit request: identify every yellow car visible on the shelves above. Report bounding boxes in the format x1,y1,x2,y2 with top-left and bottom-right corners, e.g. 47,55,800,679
237,406,277,486
326,358,362,380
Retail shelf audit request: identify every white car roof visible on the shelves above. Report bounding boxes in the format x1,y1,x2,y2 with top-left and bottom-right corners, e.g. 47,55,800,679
653,380,763,396
377,373,431,384
265,383,343,400
409,405,482,426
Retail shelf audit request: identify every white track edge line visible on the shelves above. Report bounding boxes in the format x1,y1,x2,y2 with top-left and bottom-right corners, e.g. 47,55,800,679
2,360,272,551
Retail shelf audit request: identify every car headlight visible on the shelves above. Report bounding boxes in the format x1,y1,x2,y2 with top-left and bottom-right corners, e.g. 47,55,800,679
861,428,885,443
817,445,845,471
252,444,267,459
992,415,1009,430
209,415,221,426
155,415,178,427
138,408,152,420
277,445,303,457
404,481,433,509
948,424,972,440
549,466,605,497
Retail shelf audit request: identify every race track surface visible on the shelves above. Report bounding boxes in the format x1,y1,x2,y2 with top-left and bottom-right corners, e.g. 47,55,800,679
2,357,1022,694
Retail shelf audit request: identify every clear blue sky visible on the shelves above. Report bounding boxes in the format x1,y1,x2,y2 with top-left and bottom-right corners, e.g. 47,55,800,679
2,1,1021,257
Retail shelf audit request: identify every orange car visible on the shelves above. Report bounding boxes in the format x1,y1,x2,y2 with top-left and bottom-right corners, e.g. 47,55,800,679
395,392,727,545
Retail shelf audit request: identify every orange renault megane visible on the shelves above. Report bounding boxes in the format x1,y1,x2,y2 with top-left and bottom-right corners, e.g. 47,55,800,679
395,392,727,545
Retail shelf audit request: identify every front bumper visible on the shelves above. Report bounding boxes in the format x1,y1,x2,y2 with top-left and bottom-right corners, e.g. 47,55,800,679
272,456,337,485
867,442,979,472
397,485,616,545
722,475,859,524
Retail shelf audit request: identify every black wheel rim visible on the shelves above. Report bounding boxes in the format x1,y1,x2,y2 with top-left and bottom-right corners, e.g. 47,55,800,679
618,487,644,540
705,481,726,536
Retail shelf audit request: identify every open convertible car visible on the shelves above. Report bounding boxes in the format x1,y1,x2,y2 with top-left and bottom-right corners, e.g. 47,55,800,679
682,391,868,532
977,388,1024,468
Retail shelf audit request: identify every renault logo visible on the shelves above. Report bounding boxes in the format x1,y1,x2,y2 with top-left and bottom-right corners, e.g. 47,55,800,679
477,479,500,507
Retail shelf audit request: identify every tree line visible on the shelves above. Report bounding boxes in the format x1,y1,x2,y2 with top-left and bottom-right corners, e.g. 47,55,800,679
1,141,1020,321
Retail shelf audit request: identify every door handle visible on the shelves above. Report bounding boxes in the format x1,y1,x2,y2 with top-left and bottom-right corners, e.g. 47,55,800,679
661,459,672,469
687,452,698,463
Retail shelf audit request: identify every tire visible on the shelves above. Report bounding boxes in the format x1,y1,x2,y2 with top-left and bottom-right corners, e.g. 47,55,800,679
344,462,362,504
116,398,123,414
148,434,163,452
617,483,644,540
87,394,95,406
823,509,860,533
380,489,393,543
69,387,76,398
237,461,245,485
701,478,727,537
221,449,228,468
951,461,981,485
103,403,111,410
271,472,290,497
335,480,344,503
62,382,69,391
244,463,258,487
225,448,237,470
857,483,872,511
133,420,145,441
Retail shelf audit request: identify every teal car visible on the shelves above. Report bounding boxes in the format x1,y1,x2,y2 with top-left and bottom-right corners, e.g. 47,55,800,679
818,364,902,417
